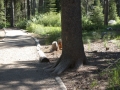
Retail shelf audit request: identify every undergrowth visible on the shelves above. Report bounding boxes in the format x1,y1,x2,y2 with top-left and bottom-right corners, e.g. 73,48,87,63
101,59,120,90
16,12,120,44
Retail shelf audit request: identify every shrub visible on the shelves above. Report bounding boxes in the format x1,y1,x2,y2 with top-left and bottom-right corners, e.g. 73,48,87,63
26,12,61,43
37,12,61,27
82,15,93,31
109,0,118,20
46,27,61,44
15,19,27,29
91,6,104,27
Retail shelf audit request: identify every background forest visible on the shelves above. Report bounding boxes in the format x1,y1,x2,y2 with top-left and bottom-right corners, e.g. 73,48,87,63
0,0,120,43
0,0,120,89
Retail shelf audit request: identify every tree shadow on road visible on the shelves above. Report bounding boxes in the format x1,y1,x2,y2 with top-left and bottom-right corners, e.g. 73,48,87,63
0,60,58,90
0,35,36,49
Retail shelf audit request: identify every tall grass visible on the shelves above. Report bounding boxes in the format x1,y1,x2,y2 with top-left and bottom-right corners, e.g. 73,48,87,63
107,60,120,90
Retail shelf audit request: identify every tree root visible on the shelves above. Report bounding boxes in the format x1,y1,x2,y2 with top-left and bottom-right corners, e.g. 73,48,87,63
52,59,71,75
44,55,87,75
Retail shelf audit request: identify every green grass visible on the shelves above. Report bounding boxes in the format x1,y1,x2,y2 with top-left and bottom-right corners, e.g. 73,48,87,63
100,59,120,90
90,80,98,89
25,12,120,44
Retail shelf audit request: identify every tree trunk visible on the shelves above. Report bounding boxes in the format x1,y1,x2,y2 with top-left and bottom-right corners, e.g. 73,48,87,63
104,0,109,25
27,0,30,20
10,0,14,27
32,0,36,16
38,0,43,13
46,0,87,75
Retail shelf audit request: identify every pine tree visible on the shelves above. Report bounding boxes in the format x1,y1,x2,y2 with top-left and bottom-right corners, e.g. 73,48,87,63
14,0,22,23
0,0,5,28
44,0,58,12
55,0,61,12
91,0,104,26
94,0,101,6
109,0,118,20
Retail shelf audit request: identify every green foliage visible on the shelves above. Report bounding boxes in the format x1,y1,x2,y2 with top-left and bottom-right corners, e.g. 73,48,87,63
82,15,93,31
94,0,101,6
26,22,61,43
37,12,61,27
90,80,98,88
0,0,5,28
91,4,104,27
109,0,118,20
14,0,22,23
81,0,94,15
15,19,27,29
44,0,57,12
82,31,101,44
46,28,61,44
107,60,120,90
28,12,61,27
26,12,61,43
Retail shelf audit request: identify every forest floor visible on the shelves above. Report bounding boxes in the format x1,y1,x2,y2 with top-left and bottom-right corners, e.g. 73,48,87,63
37,35,120,90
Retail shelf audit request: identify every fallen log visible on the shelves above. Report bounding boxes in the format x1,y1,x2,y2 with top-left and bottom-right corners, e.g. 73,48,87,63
32,37,49,62
38,50,49,62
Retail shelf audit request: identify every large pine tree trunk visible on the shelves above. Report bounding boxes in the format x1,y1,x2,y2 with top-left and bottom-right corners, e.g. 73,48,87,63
46,0,87,75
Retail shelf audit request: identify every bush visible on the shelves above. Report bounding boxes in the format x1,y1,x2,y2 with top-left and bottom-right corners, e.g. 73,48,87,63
82,15,93,31
26,12,61,43
46,28,61,44
109,0,118,20
91,6,104,27
15,19,27,29
29,12,61,27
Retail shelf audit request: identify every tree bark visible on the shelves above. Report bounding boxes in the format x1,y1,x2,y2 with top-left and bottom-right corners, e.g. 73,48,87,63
10,0,14,27
46,0,87,75
32,0,36,16
104,0,109,25
38,0,43,13
27,0,30,20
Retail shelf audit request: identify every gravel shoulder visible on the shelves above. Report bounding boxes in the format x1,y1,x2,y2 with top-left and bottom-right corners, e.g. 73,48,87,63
0,28,62,90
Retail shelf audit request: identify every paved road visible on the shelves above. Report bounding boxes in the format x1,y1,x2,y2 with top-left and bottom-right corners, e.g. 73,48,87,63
0,28,61,90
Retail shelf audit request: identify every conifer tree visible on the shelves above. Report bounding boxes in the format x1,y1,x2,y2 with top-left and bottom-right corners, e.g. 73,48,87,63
44,0,58,12
0,0,5,28
91,0,104,26
14,0,22,22
109,0,118,20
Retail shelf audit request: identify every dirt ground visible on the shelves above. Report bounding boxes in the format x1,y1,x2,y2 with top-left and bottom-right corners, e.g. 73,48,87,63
40,39,120,90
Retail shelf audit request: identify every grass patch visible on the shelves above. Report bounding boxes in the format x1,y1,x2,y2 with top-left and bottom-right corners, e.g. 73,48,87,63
100,59,120,90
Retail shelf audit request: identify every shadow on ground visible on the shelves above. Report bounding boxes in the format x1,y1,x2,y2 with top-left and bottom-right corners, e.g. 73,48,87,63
0,35,36,49
61,51,120,90
0,60,57,90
